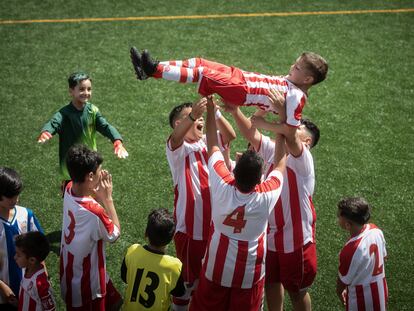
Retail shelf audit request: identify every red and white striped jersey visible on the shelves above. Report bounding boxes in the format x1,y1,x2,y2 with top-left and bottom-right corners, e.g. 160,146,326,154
203,151,283,288
257,134,316,253
60,182,120,307
166,133,226,241
18,267,56,311
339,224,388,311
242,71,307,127
156,58,307,127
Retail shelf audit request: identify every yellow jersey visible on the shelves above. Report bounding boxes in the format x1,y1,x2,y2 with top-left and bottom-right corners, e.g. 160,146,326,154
122,244,183,311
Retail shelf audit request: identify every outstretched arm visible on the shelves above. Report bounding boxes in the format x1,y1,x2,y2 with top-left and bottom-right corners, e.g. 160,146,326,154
95,111,129,159
37,111,63,143
206,96,220,157
251,117,302,158
169,98,207,150
222,101,262,151
256,89,303,157
214,102,236,145
273,133,287,174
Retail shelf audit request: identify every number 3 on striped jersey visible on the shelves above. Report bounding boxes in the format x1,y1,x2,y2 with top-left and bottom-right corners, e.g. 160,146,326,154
223,205,247,233
64,210,75,244
369,244,384,276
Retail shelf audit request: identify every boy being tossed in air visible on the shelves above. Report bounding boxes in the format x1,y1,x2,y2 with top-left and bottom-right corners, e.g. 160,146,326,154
37,72,128,189
14,232,56,311
60,144,122,311
336,197,388,311
121,208,185,311
130,47,327,149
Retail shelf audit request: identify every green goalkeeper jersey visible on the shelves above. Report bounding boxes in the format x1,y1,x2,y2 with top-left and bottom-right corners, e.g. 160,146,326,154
41,102,122,180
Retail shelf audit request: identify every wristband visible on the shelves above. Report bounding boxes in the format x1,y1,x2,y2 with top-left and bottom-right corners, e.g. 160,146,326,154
113,140,122,148
188,113,196,122
215,109,222,120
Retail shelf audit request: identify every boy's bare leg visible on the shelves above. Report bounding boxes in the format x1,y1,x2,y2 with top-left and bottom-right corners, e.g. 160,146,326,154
288,290,311,311
266,282,285,311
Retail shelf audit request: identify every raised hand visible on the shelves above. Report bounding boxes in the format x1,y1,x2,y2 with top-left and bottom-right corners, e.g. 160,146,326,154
191,97,208,119
268,89,285,113
268,88,286,122
93,169,113,205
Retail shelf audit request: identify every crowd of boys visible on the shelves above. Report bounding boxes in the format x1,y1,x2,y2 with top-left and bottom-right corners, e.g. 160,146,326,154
0,49,387,311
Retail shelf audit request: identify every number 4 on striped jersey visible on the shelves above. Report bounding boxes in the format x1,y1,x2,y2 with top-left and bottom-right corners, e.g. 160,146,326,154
223,205,247,233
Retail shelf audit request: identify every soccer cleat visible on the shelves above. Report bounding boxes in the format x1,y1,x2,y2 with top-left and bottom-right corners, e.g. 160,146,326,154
141,49,159,77
130,47,147,80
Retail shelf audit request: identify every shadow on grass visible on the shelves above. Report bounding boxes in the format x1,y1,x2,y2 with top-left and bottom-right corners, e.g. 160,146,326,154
46,230,61,256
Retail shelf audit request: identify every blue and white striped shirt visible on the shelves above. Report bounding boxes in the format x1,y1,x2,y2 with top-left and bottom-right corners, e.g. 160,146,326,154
0,205,43,302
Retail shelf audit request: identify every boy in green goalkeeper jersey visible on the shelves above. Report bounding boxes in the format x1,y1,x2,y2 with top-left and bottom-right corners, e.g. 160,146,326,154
37,72,128,185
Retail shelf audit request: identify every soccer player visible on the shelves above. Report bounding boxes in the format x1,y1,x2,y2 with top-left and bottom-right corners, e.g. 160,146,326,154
37,71,128,189
14,232,56,311
165,97,236,309
130,47,327,152
121,208,185,311
59,145,122,311
0,167,43,311
336,197,388,311
222,90,320,311
189,97,286,311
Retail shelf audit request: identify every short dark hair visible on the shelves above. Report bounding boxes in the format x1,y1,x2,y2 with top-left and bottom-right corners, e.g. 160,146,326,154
68,72,91,89
145,208,175,247
15,231,50,262
300,52,328,85
0,167,23,200
337,197,371,225
233,150,263,193
301,118,320,148
169,102,192,128
66,144,103,183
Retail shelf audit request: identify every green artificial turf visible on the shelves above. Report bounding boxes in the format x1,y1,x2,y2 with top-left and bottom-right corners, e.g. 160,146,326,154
1,1,413,310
